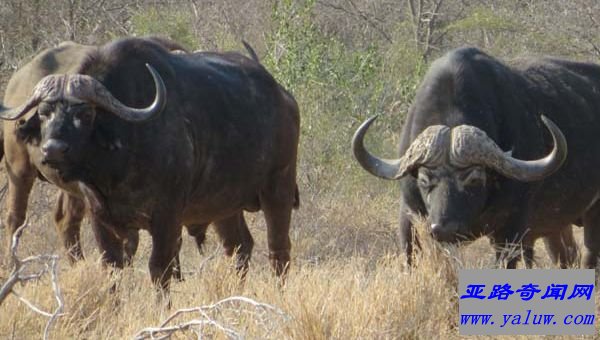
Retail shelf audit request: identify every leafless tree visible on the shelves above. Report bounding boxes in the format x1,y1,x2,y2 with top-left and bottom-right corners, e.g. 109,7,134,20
134,296,290,339
0,222,64,340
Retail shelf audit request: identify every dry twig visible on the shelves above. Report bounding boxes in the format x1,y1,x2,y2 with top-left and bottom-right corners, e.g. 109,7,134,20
0,222,64,340
134,296,290,339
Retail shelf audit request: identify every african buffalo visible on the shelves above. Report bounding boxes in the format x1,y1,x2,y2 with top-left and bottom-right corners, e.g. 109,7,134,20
1,41,97,263
352,47,597,268
0,38,203,271
0,39,270,281
0,37,299,291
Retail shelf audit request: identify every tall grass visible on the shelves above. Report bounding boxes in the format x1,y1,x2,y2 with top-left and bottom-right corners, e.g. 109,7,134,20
0,213,583,339
0,1,595,339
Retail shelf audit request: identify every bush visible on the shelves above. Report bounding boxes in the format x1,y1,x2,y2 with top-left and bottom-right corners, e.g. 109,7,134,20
130,6,198,50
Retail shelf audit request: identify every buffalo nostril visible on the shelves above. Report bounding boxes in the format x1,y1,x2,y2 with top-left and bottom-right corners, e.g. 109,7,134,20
41,139,69,160
430,223,447,240
430,223,461,242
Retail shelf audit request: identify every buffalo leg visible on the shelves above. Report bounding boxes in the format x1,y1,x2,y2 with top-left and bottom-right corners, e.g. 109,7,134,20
502,244,533,269
148,217,181,295
495,246,519,269
493,210,532,268
522,242,534,269
494,239,530,269
3,153,36,261
213,212,254,275
80,184,125,270
123,228,139,265
170,224,209,281
260,174,295,278
543,226,578,268
53,192,85,263
582,202,600,268
91,220,125,269
518,233,535,269
88,218,126,297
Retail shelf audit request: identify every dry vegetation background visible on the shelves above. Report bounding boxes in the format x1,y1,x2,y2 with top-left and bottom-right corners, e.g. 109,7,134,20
0,0,600,339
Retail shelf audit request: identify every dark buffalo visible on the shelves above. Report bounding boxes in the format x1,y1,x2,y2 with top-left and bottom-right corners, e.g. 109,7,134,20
0,37,300,291
0,38,199,270
352,47,598,268
0,37,266,279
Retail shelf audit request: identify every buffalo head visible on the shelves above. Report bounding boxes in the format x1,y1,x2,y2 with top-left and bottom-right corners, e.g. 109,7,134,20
0,64,166,178
352,115,567,242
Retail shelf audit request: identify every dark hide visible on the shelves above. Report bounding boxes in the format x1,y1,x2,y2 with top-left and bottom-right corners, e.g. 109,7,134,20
364,47,600,268
1,37,299,292
1,38,298,292
1,38,201,266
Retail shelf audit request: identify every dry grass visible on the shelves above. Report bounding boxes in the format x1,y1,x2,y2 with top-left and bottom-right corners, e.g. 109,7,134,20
0,173,594,339
1,1,600,338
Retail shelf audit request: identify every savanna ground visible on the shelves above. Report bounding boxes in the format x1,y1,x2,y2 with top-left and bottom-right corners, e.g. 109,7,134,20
0,1,600,338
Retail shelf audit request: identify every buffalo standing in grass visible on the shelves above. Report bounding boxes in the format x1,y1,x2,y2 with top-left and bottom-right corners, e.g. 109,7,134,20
0,37,299,291
352,47,597,268
0,39,269,281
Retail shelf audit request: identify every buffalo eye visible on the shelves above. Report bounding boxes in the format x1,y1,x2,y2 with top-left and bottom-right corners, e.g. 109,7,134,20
37,102,54,119
459,166,486,186
417,169,436,191
69,104,94,127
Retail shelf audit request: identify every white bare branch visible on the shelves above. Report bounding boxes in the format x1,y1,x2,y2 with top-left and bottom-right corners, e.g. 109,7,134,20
11,291,54,317
0,222,64,340
133,296,290,339
44,258,65,340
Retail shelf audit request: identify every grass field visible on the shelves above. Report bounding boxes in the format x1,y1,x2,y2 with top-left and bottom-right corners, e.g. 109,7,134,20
0,172,594,339
1,1,600,338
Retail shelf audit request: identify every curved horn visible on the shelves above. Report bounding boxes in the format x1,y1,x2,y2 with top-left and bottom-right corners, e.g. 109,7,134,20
0,102,31,121
0,99,39,120
450,115,567,182
352,115,402,180
352,115,450,180
0,75,66,121
0,64,166,122
77,63,166,122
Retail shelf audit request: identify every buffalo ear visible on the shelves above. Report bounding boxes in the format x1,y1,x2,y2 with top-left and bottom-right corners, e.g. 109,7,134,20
16,114,41,144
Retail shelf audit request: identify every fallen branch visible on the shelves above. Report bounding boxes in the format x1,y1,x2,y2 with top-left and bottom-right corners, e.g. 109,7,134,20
0,222,64,340
134,296,291,339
